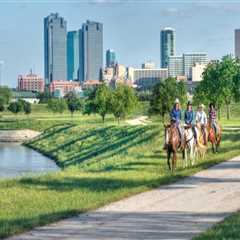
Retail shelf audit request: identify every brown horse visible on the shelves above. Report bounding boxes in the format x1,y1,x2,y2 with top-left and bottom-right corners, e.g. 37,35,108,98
164,121,182,172
208,121,222,153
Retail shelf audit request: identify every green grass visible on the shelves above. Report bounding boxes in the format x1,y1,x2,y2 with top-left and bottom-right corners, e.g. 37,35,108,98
194,212,240,240
0,124,240,238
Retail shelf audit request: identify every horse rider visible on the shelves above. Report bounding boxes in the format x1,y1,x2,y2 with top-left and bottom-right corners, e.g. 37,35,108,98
195,104,208,145
170,98,184,149
208,103,218,135
184,101,194,126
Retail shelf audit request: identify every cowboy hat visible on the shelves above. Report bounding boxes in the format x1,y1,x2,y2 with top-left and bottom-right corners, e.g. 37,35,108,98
175,98,180,104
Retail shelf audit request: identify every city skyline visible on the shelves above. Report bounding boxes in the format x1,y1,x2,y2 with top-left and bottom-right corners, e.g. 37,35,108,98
0,1,239,87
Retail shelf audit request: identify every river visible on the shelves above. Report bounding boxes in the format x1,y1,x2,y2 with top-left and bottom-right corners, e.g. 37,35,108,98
0,142,59,178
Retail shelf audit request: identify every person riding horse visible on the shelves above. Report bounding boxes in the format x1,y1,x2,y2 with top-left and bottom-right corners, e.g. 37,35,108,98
170,99,184,149
208,103,218,135
195,104,208,145
184,101,194,126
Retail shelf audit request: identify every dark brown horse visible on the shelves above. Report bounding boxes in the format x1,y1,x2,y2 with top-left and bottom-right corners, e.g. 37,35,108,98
164,121,182,172
208,121,222,153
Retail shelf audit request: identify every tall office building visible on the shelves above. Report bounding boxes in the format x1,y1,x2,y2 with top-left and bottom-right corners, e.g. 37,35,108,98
44,13,67,84
235,29,240,58
183,53,208,80
168,56,184,77
160,27,175,68
79,20,103,81
106,49,116,67
67,31,79,80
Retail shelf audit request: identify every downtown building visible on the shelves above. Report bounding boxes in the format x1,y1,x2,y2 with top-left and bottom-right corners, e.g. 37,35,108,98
132,68,168,90
235,29,240,58
44,13,67,84
44,14,103,89
160,27,176,68
168,53,208,80
79,20,103,82
106,49,116,67
18,71,45,93
67,31,79,81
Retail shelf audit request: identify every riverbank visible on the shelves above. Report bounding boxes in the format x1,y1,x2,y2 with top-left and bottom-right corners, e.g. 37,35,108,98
0,129,41,142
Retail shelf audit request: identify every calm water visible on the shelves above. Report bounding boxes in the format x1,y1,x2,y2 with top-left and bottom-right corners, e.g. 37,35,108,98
0,143,59,178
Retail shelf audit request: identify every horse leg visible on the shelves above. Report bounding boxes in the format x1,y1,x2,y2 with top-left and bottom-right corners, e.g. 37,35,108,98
184,149,188,168
172,151,177,172
167,148,171,171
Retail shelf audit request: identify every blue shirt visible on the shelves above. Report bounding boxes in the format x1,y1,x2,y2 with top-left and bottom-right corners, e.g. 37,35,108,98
170,108,181,123
184,110,194,125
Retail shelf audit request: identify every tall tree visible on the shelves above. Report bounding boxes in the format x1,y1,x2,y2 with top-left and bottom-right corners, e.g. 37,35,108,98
23,101,32,116
111,84,138,123
47,99,67,114
194,56,237,120
94,84,112,123
149,77,187,122
0,86,12,104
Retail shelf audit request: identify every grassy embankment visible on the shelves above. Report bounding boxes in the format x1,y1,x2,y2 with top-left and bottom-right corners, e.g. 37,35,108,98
0,103,239,238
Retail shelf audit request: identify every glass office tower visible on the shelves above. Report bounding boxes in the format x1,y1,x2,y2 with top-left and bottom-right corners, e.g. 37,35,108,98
80,20,103,81
44,13,67,84
106,49,116,67
67,31,79,80
160,28,175,68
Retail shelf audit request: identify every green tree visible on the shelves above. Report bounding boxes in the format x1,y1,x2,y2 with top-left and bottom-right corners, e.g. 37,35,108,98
64,91,83,117
233,59,240,103
94,84,112,123
149,77,187,122
37,90,52,103
0,97,5,112
194,56,237,120
8,102,22,115
67,98,83,117
47,99,67,114
0,86,12,104
110,84,138,123
23,101,32,116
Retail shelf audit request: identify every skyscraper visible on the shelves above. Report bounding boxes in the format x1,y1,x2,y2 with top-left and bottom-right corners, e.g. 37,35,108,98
235,29,240,58
183,53,208,80
80,20,103,81
160,28,175,68
67,31,79,80
44,13,67,84
168,56,184,77
106,49,116,67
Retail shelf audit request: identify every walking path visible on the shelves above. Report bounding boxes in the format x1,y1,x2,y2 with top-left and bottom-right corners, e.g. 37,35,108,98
126,116,151,125
8,156,240,240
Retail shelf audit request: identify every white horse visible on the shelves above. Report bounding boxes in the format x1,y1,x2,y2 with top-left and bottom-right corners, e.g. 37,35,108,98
183,126,196,167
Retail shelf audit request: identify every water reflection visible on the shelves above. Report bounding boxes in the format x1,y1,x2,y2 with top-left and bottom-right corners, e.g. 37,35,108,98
0,142,59,178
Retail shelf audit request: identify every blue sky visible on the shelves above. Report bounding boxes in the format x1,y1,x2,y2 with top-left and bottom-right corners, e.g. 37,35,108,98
0,0,240,87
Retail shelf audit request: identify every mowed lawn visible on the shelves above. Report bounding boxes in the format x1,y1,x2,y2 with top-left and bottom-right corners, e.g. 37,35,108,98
0,122,240,238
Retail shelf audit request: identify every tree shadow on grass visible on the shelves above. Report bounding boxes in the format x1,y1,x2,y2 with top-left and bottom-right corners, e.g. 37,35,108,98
62,127,159,168
29,123,75,145
18,175,161,192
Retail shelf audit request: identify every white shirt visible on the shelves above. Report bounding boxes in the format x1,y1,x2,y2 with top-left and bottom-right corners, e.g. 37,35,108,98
195,111,207,125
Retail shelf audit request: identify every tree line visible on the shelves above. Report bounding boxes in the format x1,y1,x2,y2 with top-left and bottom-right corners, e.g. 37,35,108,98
193,55,240,119
47,84,138,123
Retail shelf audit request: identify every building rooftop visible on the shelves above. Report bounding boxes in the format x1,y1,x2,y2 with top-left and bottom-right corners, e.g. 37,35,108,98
12,91,38,99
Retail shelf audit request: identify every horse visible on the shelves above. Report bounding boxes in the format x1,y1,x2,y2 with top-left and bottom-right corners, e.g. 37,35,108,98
194,124,208,160
164,121,182,172
208,120,222,153
183,125,196,167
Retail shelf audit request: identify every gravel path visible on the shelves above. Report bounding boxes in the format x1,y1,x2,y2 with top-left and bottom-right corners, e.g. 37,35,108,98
8,156,240,240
